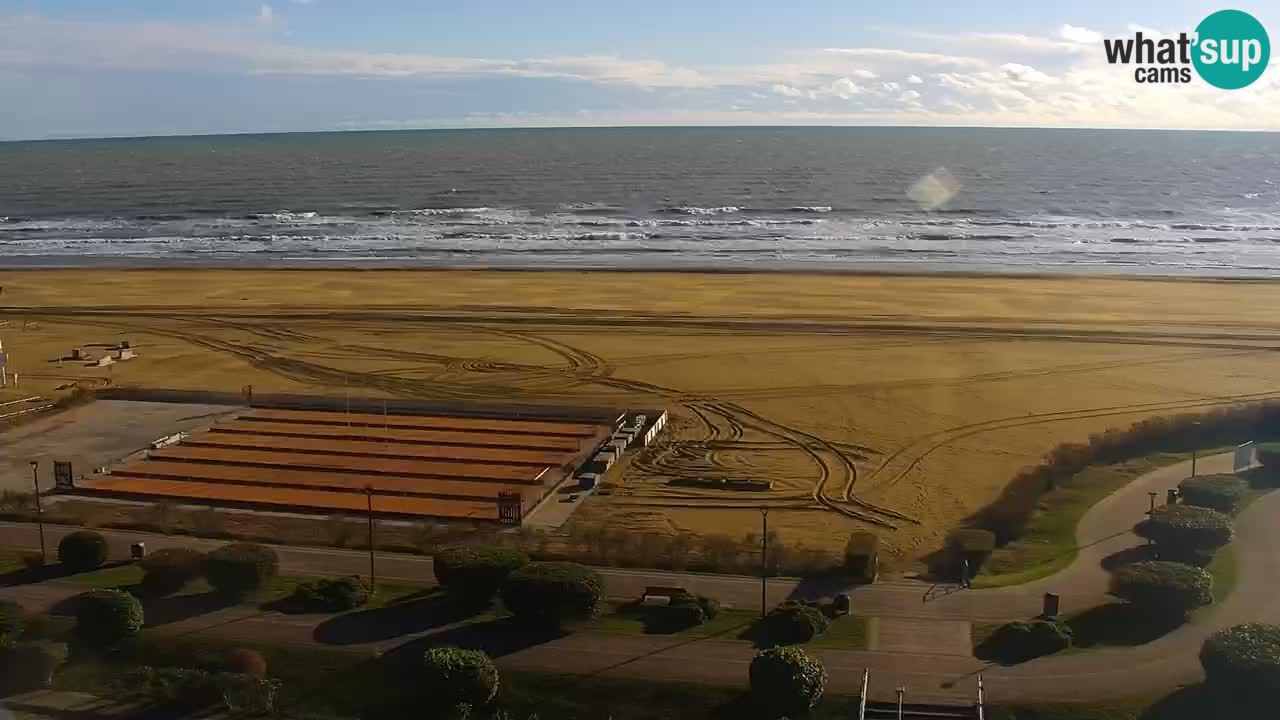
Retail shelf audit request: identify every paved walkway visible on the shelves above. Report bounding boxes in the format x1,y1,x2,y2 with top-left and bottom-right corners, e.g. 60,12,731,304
3,453,1273,705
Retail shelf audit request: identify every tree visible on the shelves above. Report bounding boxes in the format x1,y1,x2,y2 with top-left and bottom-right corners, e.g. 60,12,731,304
57,531,109,572
421,647,499,711
1180,474,1249,515
500,561,603,629
139,547,207,596
289,576,369,612
434,546,529,606
1200,623,1280,700
205,543,279,598
1135,505,1234,565
844,531,880,582
1109,561,1213,619
749,646,827,718
0,599,26,646
74,589,143,648
223,648,268,678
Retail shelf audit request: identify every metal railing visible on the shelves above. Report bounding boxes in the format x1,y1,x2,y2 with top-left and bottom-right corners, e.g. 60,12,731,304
858,668,869,720
976,673,985,720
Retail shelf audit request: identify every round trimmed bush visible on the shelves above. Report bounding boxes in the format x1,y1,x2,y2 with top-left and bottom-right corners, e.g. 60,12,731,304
0,599,26,646
1200,623,1280,699
0,641,68,692
500,561,603,629
1109,561,1213,619
1135,504,1234,555
224,648,268,678
981,620,1073,663
759,602,830,646
205,543,279,598
1180,474,1249,515
75,589,144,648
749,646,827,718
434,546,529,605
291,576,370,612
139,547,206,596
57,531,109,572
421,647,499,710
844,531,880,580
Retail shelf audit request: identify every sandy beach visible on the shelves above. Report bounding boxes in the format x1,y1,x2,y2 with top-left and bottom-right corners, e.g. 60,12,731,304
2,269,1277,564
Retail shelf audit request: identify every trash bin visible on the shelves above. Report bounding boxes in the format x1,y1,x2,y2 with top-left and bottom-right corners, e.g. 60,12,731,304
130,542,146,561
1167,488,1179,505
1042,592,1060,619
832,593,851,616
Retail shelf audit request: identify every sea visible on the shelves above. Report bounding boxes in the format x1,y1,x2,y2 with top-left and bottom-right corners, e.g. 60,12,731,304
2,127,1279,276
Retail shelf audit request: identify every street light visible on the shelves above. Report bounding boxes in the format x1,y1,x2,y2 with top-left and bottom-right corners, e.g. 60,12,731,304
1190,420,1203,477
365,486,377,592
759,508,769,619
29,460,46,563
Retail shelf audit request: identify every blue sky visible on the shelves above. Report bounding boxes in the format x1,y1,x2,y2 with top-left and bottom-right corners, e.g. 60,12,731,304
0,0,1276,139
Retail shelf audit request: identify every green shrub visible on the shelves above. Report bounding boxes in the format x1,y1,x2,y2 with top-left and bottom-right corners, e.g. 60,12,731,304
205,543,279,598
290,576,370,612
949,528,996,573
500,562,603,629
1180,474,1250,515
695,594,720,620
74,589,144,648
223,648,268,677
1256,442,1280,469
758,602,829,646
1200,623,1280,699
749,646,827,718
57,531,109,572
1109,561,1213,619
139,547,206,596
0,641,68,693
434,546,529,605
1135,505,1234,557
0,599,26,646
421,647,499,711
979,620,1073,664
844,531,880,580
643,601,705,633
219,673,282,715
116,666,220,708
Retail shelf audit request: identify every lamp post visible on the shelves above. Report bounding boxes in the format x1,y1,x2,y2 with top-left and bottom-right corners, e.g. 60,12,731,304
1190,420,1202,477
760,508,769,619
29,460,46,563
365,487,377,592
896,687,905,720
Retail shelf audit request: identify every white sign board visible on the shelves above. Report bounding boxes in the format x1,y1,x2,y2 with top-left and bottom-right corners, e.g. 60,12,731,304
1234,441,1255,472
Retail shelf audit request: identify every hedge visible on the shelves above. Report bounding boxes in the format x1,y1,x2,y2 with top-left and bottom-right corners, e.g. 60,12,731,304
205,543,279,598
949,528,996,574
971,402,1280,543
421,647,499,710
749,646,827,718
758,602,830,646
139,548,207,596
1200,623,1280,698
1109,561,1213,619
844,531,880,581
979,620,1073,664
75,589,144,648
57,531,109,572
434,546,529,605
1134,505,1234,556
0,641,68,693
0,599,26,645
290,576,370,612
500,562,603,629
1180,474,1249,515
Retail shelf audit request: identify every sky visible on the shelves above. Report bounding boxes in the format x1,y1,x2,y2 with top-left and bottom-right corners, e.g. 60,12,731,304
0,1,1277,139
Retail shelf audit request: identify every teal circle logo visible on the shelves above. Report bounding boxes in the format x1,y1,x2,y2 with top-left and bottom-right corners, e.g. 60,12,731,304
1192,9,1270,89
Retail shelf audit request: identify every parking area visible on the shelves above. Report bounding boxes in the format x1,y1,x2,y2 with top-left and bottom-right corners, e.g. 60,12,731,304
0,400,242,493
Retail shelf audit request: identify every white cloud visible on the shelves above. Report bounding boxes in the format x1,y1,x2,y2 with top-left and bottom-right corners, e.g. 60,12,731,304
906,74,923,84
829,77,862,99
1059,24,1102,44
881,81,900,92
852,68,877,79
899,90,921,102
1000,62,1054,85
258,4,274,25
771,83,807,98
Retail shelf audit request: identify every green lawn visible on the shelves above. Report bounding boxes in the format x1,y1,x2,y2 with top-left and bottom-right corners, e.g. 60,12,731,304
974,449,1234,589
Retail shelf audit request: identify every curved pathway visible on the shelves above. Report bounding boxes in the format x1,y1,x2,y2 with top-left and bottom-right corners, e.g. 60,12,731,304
2,453,1273,704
